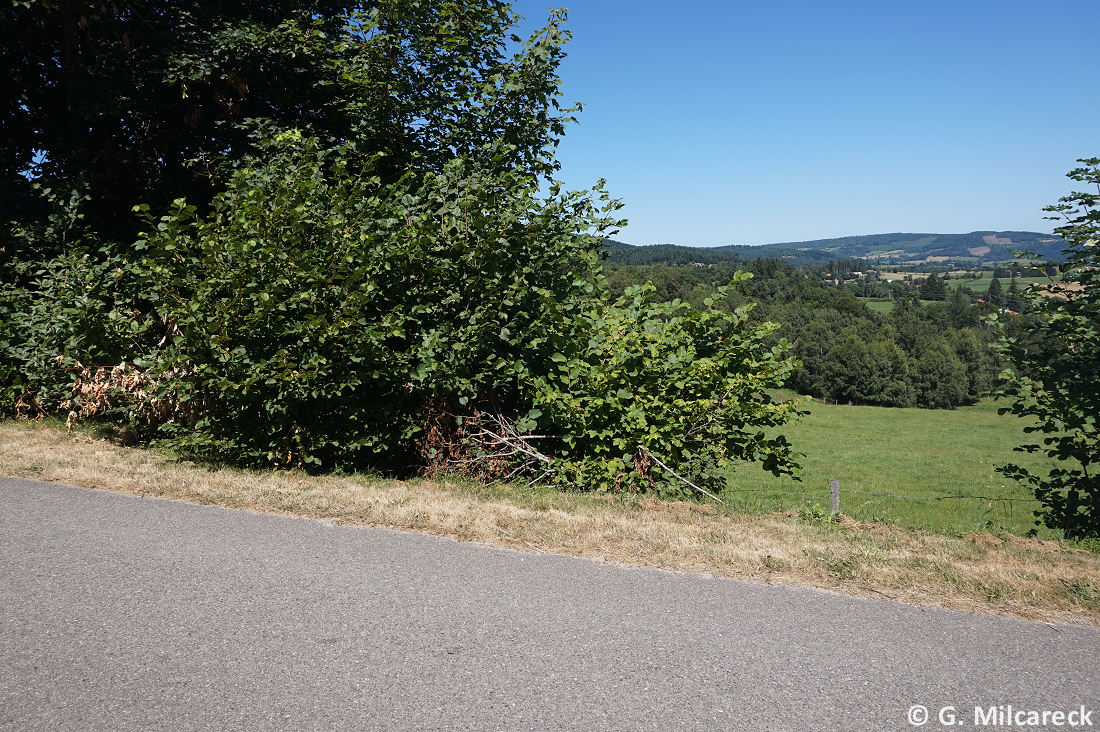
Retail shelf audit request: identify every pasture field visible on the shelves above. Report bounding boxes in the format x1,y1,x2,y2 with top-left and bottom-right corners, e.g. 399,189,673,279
858,274,1052,313
858,297,897,314
721,398,1065,538
946,275,1051,294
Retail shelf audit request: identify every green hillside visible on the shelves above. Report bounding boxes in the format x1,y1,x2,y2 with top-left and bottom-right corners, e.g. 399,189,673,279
757,231,1064,263
604,231,1063,268
602,240,834,267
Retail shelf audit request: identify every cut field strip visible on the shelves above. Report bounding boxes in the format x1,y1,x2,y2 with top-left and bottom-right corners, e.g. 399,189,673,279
2,420,1097,627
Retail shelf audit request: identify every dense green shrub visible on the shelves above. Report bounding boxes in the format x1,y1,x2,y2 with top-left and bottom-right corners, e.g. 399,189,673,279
125,138,802,494
0,185,154,417
131,136,620,469
528,281,803,495
2,2,806,495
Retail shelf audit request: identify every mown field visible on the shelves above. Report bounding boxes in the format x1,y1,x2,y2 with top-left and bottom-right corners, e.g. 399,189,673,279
720,398,1064,538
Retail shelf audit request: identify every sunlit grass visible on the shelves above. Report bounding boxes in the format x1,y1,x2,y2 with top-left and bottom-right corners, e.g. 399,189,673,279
721,399,1064,538
858,297,895,314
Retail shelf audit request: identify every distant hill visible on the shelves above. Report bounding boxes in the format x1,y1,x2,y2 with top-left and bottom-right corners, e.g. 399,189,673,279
602,240,835,267
604,231,1065,267
600,240,832,266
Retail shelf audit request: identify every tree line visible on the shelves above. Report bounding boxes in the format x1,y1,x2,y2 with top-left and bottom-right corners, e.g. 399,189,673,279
602,260,1034,409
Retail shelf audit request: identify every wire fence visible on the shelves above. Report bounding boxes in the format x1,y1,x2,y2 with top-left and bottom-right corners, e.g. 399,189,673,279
842,489,1039,504
726,486,1040,504
722,479,1044,534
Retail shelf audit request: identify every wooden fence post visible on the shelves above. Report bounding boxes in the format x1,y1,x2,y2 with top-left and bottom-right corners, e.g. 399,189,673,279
830,479,840,514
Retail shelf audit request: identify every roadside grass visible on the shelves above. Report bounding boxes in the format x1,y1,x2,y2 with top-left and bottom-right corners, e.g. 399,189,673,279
1,418,1098,626
721,399,1065,538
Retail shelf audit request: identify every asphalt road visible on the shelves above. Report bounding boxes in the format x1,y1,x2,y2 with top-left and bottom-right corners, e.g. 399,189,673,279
2,477,1097,731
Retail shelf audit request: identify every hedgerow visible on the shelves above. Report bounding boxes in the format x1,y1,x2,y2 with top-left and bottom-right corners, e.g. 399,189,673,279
1,3,804,495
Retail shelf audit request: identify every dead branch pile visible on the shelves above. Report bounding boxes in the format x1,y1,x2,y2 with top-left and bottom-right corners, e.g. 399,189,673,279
417,397,556,483
416,400,723,500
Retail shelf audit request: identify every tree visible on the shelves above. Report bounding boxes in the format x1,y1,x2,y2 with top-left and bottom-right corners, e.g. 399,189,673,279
821,335,913,407
4,1,340,250
887,301,931,355
2,1,571,250
913,338,968,409
947,328,999,402
1005,276,1029,314
789,319,838,397
945,285,979,329
920,272,947,301
987,277,1004,305
997,158,1100,538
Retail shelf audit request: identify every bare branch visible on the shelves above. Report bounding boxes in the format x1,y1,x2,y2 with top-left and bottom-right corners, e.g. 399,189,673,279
637,446,724,504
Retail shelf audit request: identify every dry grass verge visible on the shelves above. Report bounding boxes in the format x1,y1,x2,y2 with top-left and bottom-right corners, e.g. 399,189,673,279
2,420,1098,626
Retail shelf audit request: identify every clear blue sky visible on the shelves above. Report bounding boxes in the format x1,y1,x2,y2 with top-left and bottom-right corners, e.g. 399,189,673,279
510,0,1100,247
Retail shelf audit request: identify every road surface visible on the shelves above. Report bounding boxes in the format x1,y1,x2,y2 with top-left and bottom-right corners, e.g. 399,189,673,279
2,477,1097,731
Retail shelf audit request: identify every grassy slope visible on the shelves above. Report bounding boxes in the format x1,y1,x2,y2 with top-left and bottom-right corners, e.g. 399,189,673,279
722,399,1064,538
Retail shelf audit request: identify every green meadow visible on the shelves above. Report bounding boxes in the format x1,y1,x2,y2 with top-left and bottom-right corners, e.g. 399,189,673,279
858,297,896,314
856,272,1053,313
720,399,1065,539
947,274,1051,294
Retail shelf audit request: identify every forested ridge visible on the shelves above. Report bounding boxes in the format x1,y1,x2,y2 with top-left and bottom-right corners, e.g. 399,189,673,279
603,231,1063,268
